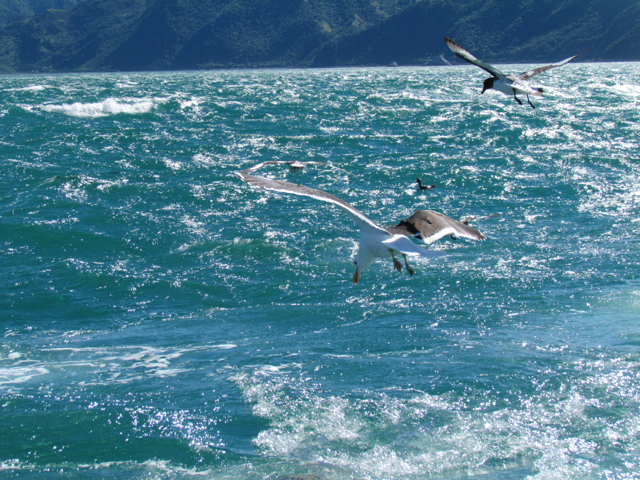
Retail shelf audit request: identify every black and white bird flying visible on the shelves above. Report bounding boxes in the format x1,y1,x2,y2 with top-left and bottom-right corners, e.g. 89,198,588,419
237,170,485,283
444,37,582,108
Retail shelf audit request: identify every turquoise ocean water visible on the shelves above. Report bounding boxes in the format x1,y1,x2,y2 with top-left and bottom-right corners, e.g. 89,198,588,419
1,64,640,479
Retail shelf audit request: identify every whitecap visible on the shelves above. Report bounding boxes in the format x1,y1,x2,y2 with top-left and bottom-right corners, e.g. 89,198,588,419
5,85,46,92
192,153,216,167
162,157,184,171
210,344,237,349
609,84,640,97
43,97,160,117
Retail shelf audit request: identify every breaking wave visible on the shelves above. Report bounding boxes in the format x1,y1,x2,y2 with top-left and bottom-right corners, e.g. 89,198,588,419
43,97,163,117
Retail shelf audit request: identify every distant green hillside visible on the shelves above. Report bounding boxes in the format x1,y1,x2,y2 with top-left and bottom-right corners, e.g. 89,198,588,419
0,0,417,72
0,0,83,25
312,0,640,66
104,0,416,71
0,0,151,73
1,0,639,73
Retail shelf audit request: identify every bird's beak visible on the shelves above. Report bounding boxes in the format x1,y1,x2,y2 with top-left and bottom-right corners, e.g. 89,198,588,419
480,87,486,94
353,269,360,284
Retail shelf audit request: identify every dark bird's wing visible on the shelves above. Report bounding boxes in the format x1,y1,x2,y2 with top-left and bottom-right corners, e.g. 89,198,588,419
517,51,584,81
387,210,485,244
444,37,505,79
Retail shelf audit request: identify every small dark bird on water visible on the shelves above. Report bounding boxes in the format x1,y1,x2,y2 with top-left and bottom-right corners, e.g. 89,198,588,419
416,179,436,191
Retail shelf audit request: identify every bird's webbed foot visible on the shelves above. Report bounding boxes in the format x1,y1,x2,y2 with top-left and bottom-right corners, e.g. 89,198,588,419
389,249,403,272
513,92,523,105
526,95,535,109
402,254,415,276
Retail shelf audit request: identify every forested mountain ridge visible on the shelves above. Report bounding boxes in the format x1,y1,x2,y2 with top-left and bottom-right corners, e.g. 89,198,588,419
0,0,83,26
312,0,640,67
1,0,639,74
0,0,418,72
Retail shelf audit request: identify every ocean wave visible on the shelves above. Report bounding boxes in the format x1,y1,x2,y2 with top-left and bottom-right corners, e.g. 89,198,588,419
43,97,164,117
4,85,47,92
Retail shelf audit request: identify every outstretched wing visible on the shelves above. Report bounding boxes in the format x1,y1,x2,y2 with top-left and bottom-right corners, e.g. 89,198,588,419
241,160,354,177
444,37,505,79
517,51,584,80
237,172,386,234
241,161,289,174
383,234,445,258
387,210,485,244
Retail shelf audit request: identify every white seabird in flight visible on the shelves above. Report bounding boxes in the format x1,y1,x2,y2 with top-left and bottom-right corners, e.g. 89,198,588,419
237,171,485,283
444,36,583,108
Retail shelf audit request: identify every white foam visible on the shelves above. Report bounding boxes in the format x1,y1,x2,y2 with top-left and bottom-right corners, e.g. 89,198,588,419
232,359,639,479
192,153,216,167
0,366,49,385
5,85,46,92
210,344,237,349
43,97,160,117
609,84,640,97
162,157,184,171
